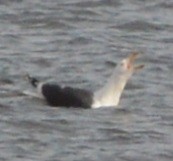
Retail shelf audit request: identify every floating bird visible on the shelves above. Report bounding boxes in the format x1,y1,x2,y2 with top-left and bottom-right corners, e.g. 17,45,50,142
25,52,144,108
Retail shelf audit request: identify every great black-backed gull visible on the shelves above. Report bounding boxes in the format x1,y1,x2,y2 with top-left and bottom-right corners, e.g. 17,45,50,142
24,52,144,108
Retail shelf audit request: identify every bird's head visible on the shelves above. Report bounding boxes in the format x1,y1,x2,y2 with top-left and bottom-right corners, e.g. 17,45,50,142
117,52,144,76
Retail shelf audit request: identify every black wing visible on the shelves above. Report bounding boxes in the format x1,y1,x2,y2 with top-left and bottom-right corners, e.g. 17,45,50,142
41,83,93,108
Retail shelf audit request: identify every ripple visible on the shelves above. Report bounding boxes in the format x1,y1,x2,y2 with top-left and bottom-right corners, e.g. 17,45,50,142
114,20,163,31
160,38,173,43
68,36,91,45
157,2,173,9
0,0,23,5
66,0,121,8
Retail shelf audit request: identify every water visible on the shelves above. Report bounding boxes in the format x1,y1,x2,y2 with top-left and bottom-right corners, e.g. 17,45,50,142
0,0,173,160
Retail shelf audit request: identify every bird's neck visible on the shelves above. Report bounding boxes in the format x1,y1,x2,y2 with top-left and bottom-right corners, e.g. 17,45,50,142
92,69,130,108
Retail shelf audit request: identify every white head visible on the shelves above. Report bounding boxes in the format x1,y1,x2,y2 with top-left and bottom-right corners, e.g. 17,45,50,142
115,52,144,79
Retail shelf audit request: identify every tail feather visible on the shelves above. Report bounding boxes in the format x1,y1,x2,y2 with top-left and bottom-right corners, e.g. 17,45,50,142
25,74,39,88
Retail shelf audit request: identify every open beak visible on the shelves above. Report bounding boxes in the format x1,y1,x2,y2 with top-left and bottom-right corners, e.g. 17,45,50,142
126,52,144,71
127,52,139,64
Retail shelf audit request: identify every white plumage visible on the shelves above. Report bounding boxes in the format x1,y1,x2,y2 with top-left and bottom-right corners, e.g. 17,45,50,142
92,52,144,108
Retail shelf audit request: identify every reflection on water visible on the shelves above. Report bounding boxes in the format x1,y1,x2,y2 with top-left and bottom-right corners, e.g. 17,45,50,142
0,0,173,161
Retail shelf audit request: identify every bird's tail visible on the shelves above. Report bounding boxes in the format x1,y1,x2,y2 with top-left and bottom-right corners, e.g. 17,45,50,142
25,73,39,88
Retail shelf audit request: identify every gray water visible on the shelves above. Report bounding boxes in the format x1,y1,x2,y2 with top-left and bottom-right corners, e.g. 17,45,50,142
0,0,173,160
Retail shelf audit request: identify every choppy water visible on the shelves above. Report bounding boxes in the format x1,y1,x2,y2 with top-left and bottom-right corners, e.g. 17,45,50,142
0,0,173,160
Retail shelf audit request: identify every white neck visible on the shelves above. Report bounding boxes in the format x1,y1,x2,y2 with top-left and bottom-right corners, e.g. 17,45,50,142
92,68,131,108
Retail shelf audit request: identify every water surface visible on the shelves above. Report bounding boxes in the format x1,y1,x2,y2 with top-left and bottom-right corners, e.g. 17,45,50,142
0,0,173,161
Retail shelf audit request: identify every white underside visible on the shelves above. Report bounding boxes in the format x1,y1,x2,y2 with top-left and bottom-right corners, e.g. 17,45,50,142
91,70,131,109
22,90,43,99
23,82,44,99
91,92,120,108
91,102,117,109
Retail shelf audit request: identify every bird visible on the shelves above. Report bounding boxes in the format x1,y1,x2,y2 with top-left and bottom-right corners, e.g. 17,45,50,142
24,52,144,109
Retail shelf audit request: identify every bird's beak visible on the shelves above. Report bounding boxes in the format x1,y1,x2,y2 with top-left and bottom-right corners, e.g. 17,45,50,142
127,52,139,64
126,52,144,72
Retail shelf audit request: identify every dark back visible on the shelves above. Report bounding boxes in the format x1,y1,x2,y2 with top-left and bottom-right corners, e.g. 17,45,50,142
41,83,93,108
